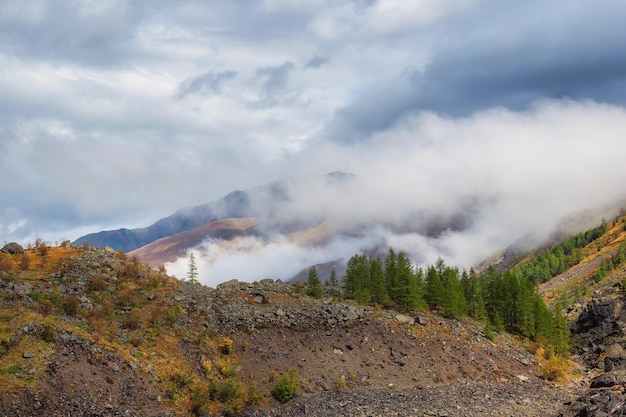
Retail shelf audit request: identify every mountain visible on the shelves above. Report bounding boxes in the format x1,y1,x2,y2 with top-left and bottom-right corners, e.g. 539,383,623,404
74,171,493,283
73,172,355,252
73,189,255,252
128,217,259,266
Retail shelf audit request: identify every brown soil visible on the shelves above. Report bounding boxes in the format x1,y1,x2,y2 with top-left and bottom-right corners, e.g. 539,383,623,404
232,314,583,416
0,341,172,417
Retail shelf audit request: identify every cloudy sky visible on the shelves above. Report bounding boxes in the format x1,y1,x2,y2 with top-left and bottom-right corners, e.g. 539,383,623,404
3,0,626,279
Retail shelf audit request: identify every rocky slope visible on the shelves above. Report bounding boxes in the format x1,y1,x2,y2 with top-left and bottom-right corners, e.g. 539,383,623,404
0,244,584,416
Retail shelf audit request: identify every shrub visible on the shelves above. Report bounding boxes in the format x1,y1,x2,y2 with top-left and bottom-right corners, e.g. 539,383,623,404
163,304,184,324
171,369,193,388
38,299,54,316
271,369,299,403
203,359,212,374
127,331,144,347
124,309,142,330
0,254,12,272
247,381,264,406
40,318,57,342
89,275,108,291
20,254,30,271
539,356,569,382
219,337,234,355
335,375,347,391
63,294,81,316
216,358,237,377
223,380,246,413
148,302,166,326
484,324,496,342
191,385,212,416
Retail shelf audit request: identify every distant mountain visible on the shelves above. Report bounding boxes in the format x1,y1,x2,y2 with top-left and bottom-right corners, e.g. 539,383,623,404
73,189,254,252
128,218,259,266
73,171,355,252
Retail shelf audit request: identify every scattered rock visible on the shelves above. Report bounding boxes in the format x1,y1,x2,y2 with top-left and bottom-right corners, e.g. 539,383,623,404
1,242,24,254
590,370,626,388
395,314,415,325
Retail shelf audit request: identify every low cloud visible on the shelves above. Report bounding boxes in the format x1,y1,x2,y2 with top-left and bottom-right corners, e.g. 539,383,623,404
165,100,626,285
165,233,385,287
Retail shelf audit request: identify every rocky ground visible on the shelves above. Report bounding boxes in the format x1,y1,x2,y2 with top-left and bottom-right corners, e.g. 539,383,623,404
557,294,626,416
1,245,616,417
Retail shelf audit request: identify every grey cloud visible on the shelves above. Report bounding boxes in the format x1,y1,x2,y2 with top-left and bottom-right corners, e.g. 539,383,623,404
176,70,237,97
305,55,329,68
0,0,143,66
256,62,295,94
326,0,626,142
253,61,297,106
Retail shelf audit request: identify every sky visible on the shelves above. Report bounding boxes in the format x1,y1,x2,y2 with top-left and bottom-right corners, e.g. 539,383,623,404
3,0,626,283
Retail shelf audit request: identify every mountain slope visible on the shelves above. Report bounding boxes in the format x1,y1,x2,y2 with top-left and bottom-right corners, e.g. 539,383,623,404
128,217,258,266
0,244,582,416
73,172,356,253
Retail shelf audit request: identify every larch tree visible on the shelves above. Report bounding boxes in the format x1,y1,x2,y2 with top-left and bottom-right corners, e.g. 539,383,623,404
306,266,324,299
187,253,199,283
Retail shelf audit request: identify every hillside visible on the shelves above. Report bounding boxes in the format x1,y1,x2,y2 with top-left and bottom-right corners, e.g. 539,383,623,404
0,243,582,416
128,218,259,267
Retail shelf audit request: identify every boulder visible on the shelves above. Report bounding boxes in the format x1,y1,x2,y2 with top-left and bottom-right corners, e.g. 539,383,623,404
1,242,24,255
602,344,626,371
604,356,626,372
574,298,624,333
590,370,626,388
217,279,240,290
395,314,415,325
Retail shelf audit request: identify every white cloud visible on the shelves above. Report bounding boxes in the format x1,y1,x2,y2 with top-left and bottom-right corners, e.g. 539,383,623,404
2,0,626,282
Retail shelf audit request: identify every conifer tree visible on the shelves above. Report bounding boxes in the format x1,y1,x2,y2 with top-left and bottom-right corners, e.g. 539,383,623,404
343,254,370,303
384,248,398,301
369,257,388,305
391,251,421,311
425,265,445,309
306,266,324,299
187,253,198,283
328,270,338,287
441,266,467,318
461,268,486,319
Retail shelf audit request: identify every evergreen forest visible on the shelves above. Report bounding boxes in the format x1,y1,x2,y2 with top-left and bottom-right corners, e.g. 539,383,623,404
339,247,570,357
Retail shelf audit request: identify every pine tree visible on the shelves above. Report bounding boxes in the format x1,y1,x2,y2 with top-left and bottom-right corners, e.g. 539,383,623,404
551,308,570,357
384,248,398,301
328,270,338,287
187,253,198,283
441,266,467,318
306,267,324,299
425,265,445,309
344,254,370,304
369,257,388,305
461,268,486,319
393,251,423,312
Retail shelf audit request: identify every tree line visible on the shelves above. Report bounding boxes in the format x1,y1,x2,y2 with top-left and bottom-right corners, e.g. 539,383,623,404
338,248,570,356
512,221,608,283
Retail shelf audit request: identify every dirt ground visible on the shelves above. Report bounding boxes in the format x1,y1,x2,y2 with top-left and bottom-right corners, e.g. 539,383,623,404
232,315,583,416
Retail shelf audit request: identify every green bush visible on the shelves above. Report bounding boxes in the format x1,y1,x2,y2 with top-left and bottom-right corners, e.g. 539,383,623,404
40,319,57,342
271,369,299,403
205,378,248,415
